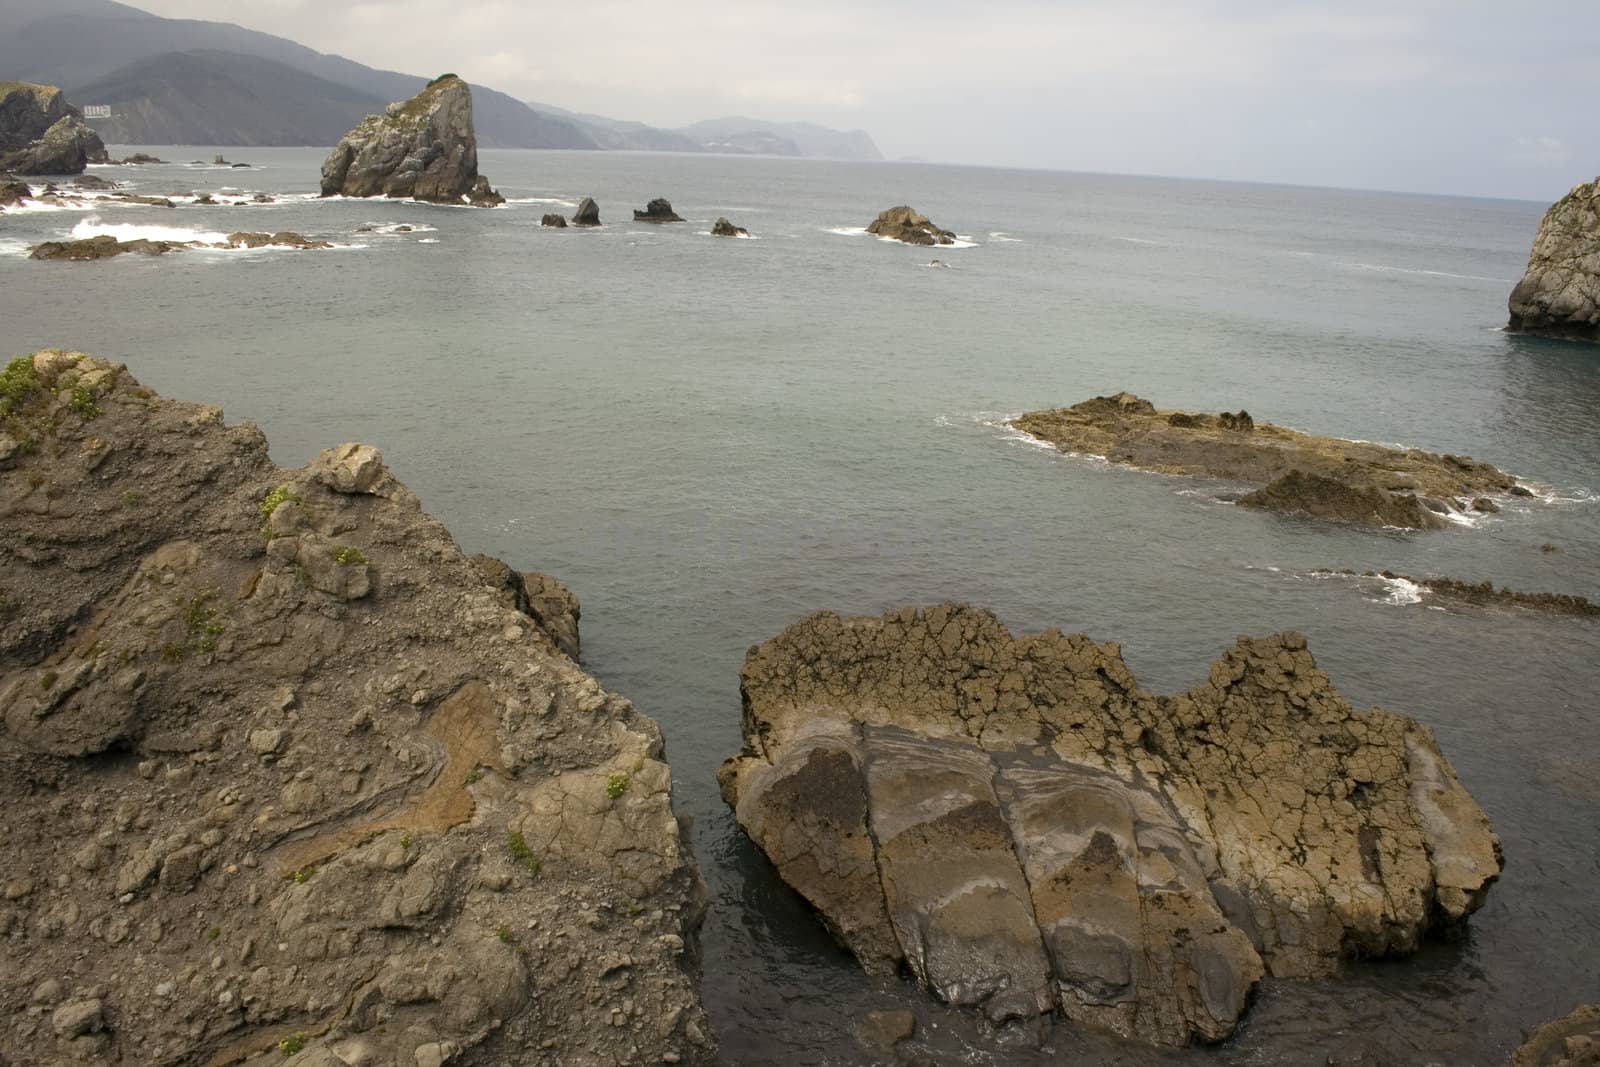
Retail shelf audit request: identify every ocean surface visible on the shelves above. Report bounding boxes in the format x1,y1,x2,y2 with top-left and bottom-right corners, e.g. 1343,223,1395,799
3,147,1597,1065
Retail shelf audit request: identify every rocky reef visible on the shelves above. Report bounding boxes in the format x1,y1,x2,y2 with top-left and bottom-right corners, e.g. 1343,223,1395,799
29,232,334,260
572,198,601,227
710,217,748,238
1316,570,1600,618
1508,177,1600,342
1512,1005,1600,1066
1013,392,1523,529
866,206,956,246
0,82,108,176
0,352,714,1065
319,75,502,206
633,198,685,223
719,604,1501,1047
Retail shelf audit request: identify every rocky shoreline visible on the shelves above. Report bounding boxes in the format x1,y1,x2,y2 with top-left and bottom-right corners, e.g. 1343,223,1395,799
0,352,715,1065
1013,391,1524,529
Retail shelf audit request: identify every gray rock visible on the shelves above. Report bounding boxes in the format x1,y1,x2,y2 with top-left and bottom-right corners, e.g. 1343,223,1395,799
711,217,748,238
320,75,499,206
634,197,685,223
572,197,601,226
0,83,108,175
51,998,104,1037
541,213,568,228
1508,177,1600,342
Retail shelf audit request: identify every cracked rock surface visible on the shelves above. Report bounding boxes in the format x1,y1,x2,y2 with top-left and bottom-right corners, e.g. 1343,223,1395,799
718,604,1502,1048
0,351,714,1066
1508,176,1600,342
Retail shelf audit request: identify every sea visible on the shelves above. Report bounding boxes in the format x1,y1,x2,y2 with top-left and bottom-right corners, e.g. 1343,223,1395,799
2,147,1597,1066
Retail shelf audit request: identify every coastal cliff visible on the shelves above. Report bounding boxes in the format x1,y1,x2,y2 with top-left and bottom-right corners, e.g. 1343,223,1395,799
320,75,502,206
0,352,714,1065
1508,177,1600,342
0,82,108,175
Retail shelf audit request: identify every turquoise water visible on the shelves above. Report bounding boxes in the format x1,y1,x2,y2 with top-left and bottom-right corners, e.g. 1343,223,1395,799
3,147,1597,1065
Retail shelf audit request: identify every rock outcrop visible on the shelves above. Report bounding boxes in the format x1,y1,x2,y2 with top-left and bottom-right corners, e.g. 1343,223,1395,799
633,198,685,223
1511,1005,1600,1066
1508,177,1600,342
1013,392,1523,529
572,197,601,227
541,213,567,228
866,205,956,246
319,75,502,206
710,217,748,238
0,175,30,209
719,605,1501,1047
0,351,715,1065
29,232,334,260
1316,569,1600,618
0,83,108,176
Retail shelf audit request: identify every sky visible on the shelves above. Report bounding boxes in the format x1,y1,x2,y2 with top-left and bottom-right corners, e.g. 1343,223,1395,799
128,0,1600,201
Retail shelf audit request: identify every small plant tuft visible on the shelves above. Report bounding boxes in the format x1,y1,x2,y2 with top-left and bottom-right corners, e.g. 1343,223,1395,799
606,772,630,800
39,670,58,692
182,591,225,653
497,924,514,943
399,834,412,849
0,356,40,417
329,545,368,566
68,384,100,419
464,767,482,785
206,926,221,941
291,867,315,884
121,490,144,507
278,1033,306,1056
259,484,301,522
507,831,539,877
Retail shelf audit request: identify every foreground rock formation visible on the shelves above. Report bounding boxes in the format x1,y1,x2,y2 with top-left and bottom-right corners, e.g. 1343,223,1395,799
0,82,109,175
0,351,714,1065
319,75,502,206
710,217,748,238
1508,177,1600,342
1513,1005,1600,1066
866,205,956,246
29,232,333,260
633,198,685,223
1013,392,1523,529
719,605,1501,1047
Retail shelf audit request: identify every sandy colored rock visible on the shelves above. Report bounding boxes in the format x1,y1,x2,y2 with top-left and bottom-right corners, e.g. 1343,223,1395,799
719,604,1502,1047
1508,177,1600,342
866,205,956,246
0,350,713,1065
1511,1004,1600,1066
1013,391,1523,529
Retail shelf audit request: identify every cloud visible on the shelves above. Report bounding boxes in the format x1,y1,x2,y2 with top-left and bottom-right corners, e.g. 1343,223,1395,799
1507,136,1573,168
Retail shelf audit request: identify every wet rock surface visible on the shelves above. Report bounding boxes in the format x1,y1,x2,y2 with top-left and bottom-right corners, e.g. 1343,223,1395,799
1013,391,1523,529
572,197,601,226
633,198,685,223
866,205,957,246
541,213,567,228
719,604,1502,1047
1319,570,1600,618
1508,177,1600,342
710,217,748,238
1511,1004,1600,1066
319,74,502,206
0,351,714,1065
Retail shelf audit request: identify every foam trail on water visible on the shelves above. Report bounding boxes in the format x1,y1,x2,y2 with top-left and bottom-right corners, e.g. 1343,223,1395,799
70,217,229,244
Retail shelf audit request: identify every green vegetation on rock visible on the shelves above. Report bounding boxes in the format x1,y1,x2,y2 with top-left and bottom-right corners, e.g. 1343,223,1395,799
507,831,540,876
0,356,41,417
606,772,630,800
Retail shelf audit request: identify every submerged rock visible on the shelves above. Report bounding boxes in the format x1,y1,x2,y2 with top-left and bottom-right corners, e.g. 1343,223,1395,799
1508,177,1600,342
0,351,714,1064
320,74,502,206
572,197,601,226
1511,1004,1600,1066
711,217,748,237
0,176,30,209
866,205,956,246
1013,392,1522,529
1318,569,1600,618
0,83,108,175
634,197,685,223
720,605,1501,1047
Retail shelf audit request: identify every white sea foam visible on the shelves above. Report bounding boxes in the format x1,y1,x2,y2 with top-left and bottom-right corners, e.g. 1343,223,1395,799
826,226,868,237
0,238,31,257
0,198,96,214
365,222,437,235
1371,575,1424,606
702,230,758,239
417,238,439,244
987,231,1022,242
1341,262,1511,284
70,217,230,244
1114,235,1165,246
973,413,1075,455
506,197,577,207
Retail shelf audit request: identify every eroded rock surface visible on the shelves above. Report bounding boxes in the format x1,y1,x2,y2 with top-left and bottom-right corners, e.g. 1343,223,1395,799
1508,177,1600,342
1013,391,1523,529
719,604,1501,1047
633,198,685,223
866,205,956,246
0,82,108,175
320,75,501,206
1512,1004,1600,1066
0,351,714,1065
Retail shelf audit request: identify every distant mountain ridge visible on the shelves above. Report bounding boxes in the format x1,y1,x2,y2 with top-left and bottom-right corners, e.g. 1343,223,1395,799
0,0,881,158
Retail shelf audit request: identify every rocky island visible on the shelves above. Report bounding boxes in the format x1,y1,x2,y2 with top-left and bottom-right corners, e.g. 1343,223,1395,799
1508,176,1600,342
0,352,714,1065
1013,392,1524,529
320,75,503,206
29,232,335,260
866,205,956,246
0,82,109,175
572,198,601,227
711,217,749,238
633,198,685,223
719,604,1501,1047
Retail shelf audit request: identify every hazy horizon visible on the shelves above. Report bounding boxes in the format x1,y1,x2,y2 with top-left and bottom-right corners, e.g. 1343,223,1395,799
92,1,1600,202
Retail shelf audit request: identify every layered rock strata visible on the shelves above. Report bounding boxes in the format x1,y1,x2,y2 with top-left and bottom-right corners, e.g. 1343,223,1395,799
1013,392,1523,529
719,604,1501,1047
866,205,956,246
320,75,502,206
0,351,714,1065
0,82,109,175
1508,177,1600,342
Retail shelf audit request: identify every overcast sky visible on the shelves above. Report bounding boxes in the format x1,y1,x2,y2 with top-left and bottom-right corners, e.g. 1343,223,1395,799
132,0,1599,201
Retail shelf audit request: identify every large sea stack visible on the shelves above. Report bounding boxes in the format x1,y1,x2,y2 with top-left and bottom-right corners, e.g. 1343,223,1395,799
866,205,956,246
320,74,502,206
0,82,109,175
0,351,714,1065
1507,177,1600,342
719,605,1502,1047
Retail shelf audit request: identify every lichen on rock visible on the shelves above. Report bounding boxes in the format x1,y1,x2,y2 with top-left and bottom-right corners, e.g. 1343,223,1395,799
719,604,1502,1047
